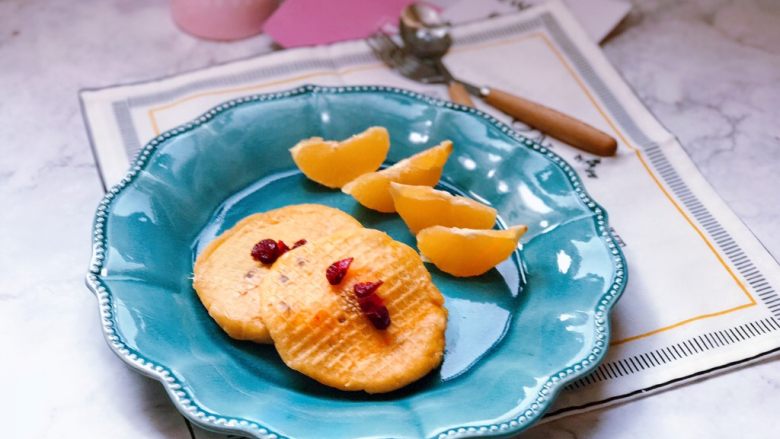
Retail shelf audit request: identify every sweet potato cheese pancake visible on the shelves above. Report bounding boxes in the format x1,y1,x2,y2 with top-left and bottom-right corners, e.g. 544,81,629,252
257,228,448,393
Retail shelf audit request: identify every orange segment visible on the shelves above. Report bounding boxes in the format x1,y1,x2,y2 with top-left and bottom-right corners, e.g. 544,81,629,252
342,141,453,213
389,182,497,233
290,126,390,188
417,225,527,277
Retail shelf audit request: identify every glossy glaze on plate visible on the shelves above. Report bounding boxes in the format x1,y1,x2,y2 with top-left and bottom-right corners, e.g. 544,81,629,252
86,85,627,438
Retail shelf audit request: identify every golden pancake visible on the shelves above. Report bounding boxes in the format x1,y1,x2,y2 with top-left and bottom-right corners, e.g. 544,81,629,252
258,228,447,393
193,204,362,343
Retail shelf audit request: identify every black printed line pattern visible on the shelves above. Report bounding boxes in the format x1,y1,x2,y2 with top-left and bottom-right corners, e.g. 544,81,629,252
573,154,601,179
183,417,196,439
565,316,780,389
511,119,554,149
609,226,626,248
642,144,780,319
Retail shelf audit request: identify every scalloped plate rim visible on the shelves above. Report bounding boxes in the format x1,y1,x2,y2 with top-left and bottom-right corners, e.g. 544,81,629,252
85,84,628,439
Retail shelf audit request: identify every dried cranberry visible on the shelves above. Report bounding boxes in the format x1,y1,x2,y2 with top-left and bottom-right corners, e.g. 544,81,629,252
357,293,383,312
365,306,391,330
353,281,390,330
353,281,383,298
276,240,290,256
325,257,353,285
292,239,307,249
251,239,279,264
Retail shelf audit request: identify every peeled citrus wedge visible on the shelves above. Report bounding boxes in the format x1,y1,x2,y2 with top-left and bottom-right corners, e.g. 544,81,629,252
389,182,497,233
290,126,390,188
342,141,453,213
417,225,527,277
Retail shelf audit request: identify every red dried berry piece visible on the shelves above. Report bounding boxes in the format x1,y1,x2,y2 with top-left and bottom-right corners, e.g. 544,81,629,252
251,239,279,264
357,293,383,312
365,306,391,330
353,281,390,330
292,239,307,249
353,281,384,298
326,257,353,285
276,240,290,256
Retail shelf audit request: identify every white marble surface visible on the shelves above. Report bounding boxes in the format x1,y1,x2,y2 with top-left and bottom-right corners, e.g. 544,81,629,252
1,0,778,438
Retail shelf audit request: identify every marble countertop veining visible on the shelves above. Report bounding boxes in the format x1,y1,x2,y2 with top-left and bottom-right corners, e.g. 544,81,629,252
1,0,778,438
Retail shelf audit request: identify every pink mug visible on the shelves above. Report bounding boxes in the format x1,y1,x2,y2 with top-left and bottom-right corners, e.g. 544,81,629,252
171,0,279,41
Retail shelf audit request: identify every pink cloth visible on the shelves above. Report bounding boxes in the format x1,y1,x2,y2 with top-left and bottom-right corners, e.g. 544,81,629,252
263,0,414,48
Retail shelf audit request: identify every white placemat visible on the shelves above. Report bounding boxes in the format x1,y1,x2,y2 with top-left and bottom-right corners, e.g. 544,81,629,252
80,0,780,435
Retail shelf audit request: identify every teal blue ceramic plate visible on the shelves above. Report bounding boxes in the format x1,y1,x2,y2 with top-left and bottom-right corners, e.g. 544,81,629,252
87,85,626,438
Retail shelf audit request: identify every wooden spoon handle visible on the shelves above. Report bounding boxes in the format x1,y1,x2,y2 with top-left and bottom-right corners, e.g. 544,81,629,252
447,82,475,107
482,87,617,156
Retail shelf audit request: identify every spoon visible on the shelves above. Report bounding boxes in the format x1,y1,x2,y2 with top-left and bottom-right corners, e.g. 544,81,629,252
398,3,618,157
399,4,475,106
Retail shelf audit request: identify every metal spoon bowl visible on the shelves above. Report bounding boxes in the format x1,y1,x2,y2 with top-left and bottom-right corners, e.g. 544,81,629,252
399,4,451,59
